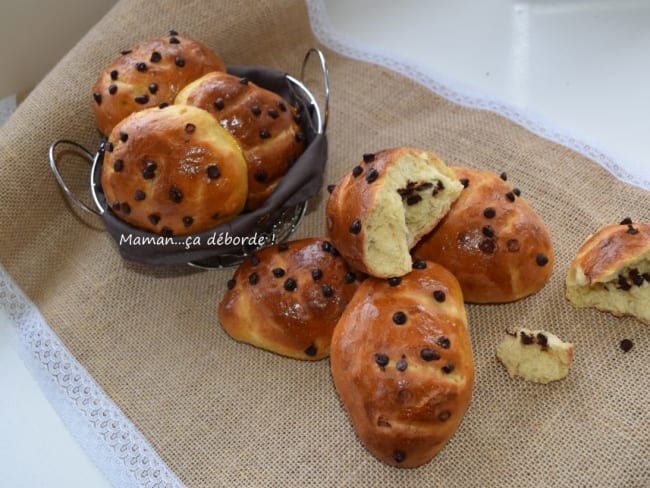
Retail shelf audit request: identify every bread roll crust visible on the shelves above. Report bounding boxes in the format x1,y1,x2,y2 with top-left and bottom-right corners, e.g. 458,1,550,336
413,166,554,303
92,34,225,135
175,71,305,209
330,261,474,468
218,238,361,360
101,104,248,236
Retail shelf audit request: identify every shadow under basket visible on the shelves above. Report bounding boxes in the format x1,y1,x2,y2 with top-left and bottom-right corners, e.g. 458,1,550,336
49,48,329,269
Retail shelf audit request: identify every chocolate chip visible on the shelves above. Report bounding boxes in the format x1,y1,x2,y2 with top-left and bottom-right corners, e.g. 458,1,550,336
278,243,289,252
259,129,271,139
479,239,496,254
169,29,178,36
330,245,341,257
148,214,160,225
536,333,548,347
505,191,516,202
113,159,123,172
626,225,639,235
185,123,196,133
210,213,220,221
277,101,287,112
227,279,236,290
438,410,451,422
420,348,440,361
352,166,363,177
110,70,118,80
158,102,169,109
284,278,297,291
214,98,225,110
295,132,305,143
483,207,496,219
135,62,147,72
513,188,521,197
327,184,336,194
170,36,180,44
108,84,117,95
322,285,334,298
321,241,332,253
536,253,549,266
436,180,445,191
365,168,379,183
311,268,323,282
248,272,259,285
363,153,375,163
349,219,362,234
433,290,446,302
120,49,132,55
161,227,173,237
620,339,634,353
134,190,145,201
374,353,389,367
175,56,185,67
272,268,285,278
254,169,268,182
304,344,318,357
393,451,406,463
119,132,128,143
406,194,422,206
500,172,508,181
239,77,249,85
388,277,402,287
148,83,158,94
630,269,644,286
112,201,120,210
413,259,427,269
344,272,356,284
251,105,261,116
170,185,183,203
392,311,407,325
120,202,131,214
617,274,631,291
619,217,633,225
437,336,450,349
460,178,470,188
150,51,161,63
482,225,495,238
143,160,157,179
93,93,102,105
182,216,193,227
135,94,149,104
442,363,455,374
520,331,534,345
206,164,221,179
267,108,279,118
396,357,408,372
507,238,520,252
249,255,260,266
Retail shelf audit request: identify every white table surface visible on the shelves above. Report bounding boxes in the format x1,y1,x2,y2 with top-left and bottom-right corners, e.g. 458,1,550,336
2,1,649,486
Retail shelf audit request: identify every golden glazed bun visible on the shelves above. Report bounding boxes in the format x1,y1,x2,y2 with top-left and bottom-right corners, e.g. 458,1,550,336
566,220,650,325
413,167,554,303
101,104,248,236
326,148,463,278
496,327,574,384
330,261,474,468
92,32,225,135
218,238,361,360
175,71,306,209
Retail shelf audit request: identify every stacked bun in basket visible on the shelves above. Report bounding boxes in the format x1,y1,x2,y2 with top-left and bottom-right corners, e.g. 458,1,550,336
92,33,649,469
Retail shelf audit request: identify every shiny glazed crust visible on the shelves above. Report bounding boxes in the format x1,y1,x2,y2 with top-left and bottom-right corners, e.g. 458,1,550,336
92,33,225,135
101,104,248,236
175,71,306,209
413,166,554,303
330,261,474,468
218,238,361,360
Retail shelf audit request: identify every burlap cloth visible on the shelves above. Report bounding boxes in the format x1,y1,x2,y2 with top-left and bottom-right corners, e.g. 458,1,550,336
1,1,648,486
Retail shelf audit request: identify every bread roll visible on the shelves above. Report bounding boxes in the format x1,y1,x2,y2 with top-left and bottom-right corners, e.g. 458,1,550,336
496,327,574,384
218,238,361,360
413,167,553,303
175,71,305,209
101,104,248,236
326,148,463,278
92,32,225,135
330,261,474,468
566,220,650,324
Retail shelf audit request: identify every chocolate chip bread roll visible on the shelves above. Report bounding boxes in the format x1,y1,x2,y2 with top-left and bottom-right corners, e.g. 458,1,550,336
326,148,463,278
218,238,361,360
413,167,554,303
175,71,306,210
101,104,248,236
92,32,225,135
330,261,474,468
566,220,650,324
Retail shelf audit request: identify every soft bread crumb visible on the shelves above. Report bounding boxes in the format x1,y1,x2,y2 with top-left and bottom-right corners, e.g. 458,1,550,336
496,327,574,384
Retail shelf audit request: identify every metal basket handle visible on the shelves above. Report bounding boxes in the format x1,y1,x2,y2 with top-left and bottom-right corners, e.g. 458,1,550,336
48,139,102,217
300,47,330,133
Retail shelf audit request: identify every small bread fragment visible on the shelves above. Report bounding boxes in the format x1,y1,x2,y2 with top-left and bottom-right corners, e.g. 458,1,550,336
326,148,463,278
566,221,650,325
496,327,574,384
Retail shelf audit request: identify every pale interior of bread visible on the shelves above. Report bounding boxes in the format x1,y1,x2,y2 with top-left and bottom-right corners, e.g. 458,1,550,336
364,152,462,277
496,328,573,384
567,256,650,324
